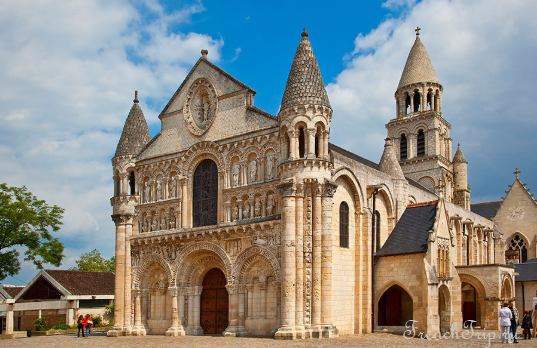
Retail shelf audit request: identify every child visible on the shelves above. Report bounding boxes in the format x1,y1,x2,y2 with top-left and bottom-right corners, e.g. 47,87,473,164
77,315,85,337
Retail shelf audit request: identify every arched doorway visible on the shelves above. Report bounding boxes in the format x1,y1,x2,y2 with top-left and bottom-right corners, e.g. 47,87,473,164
200,268,228,334
193,159,218,227
378,285,413,326
438,285,451,334
461,282,477,326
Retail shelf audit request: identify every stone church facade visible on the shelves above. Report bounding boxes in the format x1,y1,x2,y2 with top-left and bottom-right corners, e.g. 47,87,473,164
108,29,516,339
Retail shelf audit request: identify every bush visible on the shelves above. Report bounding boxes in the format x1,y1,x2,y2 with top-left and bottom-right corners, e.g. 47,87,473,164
33,317,49,331
50,323,71,330
91,314,102,327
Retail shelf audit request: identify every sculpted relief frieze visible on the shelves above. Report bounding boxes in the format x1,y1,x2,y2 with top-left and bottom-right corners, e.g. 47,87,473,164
183,78,218,136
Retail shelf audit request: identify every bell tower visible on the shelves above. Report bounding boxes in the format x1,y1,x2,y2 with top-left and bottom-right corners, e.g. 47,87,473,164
386,28,453,199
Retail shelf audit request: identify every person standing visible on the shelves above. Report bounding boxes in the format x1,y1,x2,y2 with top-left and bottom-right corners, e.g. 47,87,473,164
84,314,93,337
499,303,512,344
522,310,533,340
77,315,85,338
509,301,519,343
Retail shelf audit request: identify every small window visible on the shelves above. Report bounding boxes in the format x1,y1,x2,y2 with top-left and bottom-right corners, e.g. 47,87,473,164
400,134,408,160
129,172,136,195
417,130,425,157
315,131,320,158
298,127,305,158
374,210,381,252
413,91,420,112
339,202,349,248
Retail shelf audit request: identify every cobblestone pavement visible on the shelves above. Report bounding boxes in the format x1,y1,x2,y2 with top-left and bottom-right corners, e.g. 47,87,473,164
1,331,532,348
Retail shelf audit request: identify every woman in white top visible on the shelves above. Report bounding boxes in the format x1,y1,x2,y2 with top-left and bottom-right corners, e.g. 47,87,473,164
499,302,513,343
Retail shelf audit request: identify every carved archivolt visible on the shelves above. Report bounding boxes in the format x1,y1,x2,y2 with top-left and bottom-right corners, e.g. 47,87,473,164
172,241,232,282
458,271,491,299
134,253,173,289
232,245,281,282
183,141,225,175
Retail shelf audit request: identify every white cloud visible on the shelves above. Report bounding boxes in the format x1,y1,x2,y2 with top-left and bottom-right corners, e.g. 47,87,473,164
0,0,224,283
328,0,537,203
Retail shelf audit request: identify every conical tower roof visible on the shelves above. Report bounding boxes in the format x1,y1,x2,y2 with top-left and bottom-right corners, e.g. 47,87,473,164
397,34,440,90
115,91,151,157
280,29,331,111
379,138,405,179
453,144,467,164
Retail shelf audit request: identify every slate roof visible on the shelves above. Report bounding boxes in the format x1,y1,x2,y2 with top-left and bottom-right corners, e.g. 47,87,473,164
115,96,151,157
281,29,331,111
514,258,537,282
471,201,501,220
44,270,115,296
2,286,24,298
378,138,405,179
398,36,440,90
376,201,438,257
329,143,379,170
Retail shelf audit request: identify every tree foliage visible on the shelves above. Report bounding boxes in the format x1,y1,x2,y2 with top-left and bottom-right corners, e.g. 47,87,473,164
0,183,65,281
69,249,115,272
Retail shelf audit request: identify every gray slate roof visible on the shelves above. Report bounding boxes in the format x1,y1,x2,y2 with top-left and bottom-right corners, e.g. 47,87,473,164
329,143,379,170
115,99,151,157
514,258,537,282
398,36,440,90
376,201,438,257
281,30,331,111
470,201,501,220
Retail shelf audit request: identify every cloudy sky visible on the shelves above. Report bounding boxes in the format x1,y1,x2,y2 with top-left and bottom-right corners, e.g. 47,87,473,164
1,0,536,285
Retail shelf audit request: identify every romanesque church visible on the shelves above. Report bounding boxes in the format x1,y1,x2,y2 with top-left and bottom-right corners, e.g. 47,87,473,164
108,28,529,339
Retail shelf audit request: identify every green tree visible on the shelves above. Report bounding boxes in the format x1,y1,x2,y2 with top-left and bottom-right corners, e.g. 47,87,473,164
0,183,65,281
69,249,115,272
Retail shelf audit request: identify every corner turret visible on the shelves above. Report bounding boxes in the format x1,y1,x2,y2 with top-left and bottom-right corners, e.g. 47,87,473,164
453,144,470,210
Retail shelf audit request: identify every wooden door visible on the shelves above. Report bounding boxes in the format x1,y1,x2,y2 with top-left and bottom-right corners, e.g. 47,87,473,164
200,268,228,334
463,302,476,325
385,287,402,326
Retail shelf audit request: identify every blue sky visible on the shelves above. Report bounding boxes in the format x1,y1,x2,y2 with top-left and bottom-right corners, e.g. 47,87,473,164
1,0,536,285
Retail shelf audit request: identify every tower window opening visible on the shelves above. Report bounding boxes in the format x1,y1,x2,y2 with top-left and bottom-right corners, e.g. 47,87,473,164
285,133,290,160
315,130,320,158
400,134,408,160
114,170,120,196
298,127,305,158
339,202,349,248
427,92,432,111
413,91,421,112
417,129,425,157
374,210,381,252
129,172,136,195
405,94,411,114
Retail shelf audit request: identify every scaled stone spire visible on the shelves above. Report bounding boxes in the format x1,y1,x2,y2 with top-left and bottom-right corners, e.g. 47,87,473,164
397,33,440,90
379,138,405,180
452,143,467,163
280,28,331,111
115,91,151,157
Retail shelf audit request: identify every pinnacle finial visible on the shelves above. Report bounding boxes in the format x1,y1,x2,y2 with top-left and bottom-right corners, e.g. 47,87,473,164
415,26,421,36
301,28,308,38
201,49,208,59
514,167,521,179
134,90,139,103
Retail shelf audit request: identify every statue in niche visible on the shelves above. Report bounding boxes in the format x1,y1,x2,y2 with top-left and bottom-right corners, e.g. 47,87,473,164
243,201,250,219
144,182,150,203
161,216,166,230
266,195,275,216
151,218,157,232
169,176,176,199
232,164,240,187
232,205,239,221
141,221,146,233
169,215,176,229
266,154,274,180
156,179,163,201
254,198,261,217
194,90,211,123
249,160,257,183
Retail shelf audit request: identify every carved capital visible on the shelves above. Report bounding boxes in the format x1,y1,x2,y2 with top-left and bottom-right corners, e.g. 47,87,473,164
322,181,338,197
168,287,179,297
277,180,296,197
112,213,133,225
226,284,239,295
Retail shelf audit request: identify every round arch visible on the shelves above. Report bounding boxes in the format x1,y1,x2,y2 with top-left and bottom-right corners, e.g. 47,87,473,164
134,253,173,289
173,242,232,285
232,245,281,283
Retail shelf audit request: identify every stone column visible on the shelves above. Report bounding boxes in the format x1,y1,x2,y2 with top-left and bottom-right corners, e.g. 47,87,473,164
319,132,325,159
288,130,297,160
274,181,297,339
223,284,247,336
5,301,14,335
295,183,305,338
430,92,435,112
108,214,131,336
238,200,243,220
166,287,185,336
181,178,188,228
238,286,246,328
187,287,203,336
262,196,267,218
124,221,133,332
178,288,186,329
410,92,415,113
247,285,254,319
321,182,338,337
132,290,147,336
323,132,329,160
271,281,282,336
311,185,322,336
259,280,267,319
307,128,316,158
409,134,417,159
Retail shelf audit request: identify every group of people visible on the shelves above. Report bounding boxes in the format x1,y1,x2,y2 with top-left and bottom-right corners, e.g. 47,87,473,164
76,314,93,338
499,301,534,343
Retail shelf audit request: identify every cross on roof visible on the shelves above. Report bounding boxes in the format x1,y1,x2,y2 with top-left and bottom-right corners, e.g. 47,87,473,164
514,167,521,179
415,26,421,36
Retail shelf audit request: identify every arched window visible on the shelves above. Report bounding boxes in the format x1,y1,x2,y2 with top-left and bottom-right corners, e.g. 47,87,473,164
339,202,349,248
374,210,381,252
315,131,320,158
405,94,411,114
427,92,432,110
506,234,528,263
193,159,218,227
417,129,425,157
129,172,136,195
298,127,305,158
114,170,120,196
400,134,408,160
413,91,420,112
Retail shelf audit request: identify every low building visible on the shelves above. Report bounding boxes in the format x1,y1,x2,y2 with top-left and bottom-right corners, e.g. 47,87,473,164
0,270,114,335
